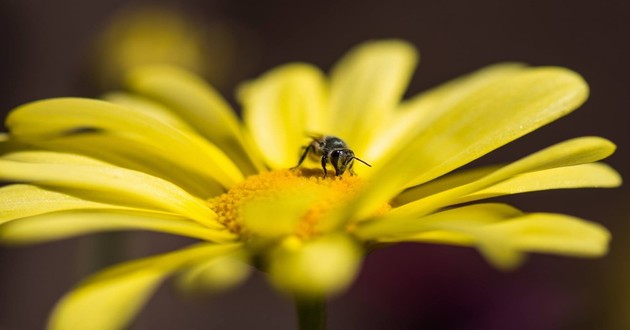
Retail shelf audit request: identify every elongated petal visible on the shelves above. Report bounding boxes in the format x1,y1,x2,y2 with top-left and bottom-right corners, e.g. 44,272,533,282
391,137,616,219
6,97,242,188
7,97,223,196
407,67,590,186
239,63,327,168
328,40,417,152
2,150,107,165
102,92,194,131
0,210,234,244
484,213,610,257
365,63,527,162
49,243,241,330
268,234,362,297
347,67,589,222
0,151,220,228
396,162,620,205
458,163,621,203
473,213,610,270
393,166,499,205
376,211,609,270
356,203,522,240
27,132,224,197
127,65,264,174
0,184,132,224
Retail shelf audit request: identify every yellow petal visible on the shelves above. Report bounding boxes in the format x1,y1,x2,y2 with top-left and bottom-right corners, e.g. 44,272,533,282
473,213,610,270
484,213,610,257
0,184,131,224
102,92,194,131
328,40,418,152
127,65,263,175
48,243,240,330
393,165,499,205
176,252,250,295
391,137,616,219
268,234,362,297
365,63,527,162
0,122,220,199
375,210,610,271
396,162,620,206
0,151,220,228
0,210,234,244
2,149,108,165
356,203,522,240
348,67,589,221
25,132,224,197
459,163,621,203
408,67,590,185
6,97,243,188
239,63,327,169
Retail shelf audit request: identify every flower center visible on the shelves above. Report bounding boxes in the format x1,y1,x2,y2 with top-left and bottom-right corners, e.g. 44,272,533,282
208,168,387,239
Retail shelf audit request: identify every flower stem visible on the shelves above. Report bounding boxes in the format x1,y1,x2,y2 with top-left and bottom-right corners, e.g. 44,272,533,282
295,296,327,330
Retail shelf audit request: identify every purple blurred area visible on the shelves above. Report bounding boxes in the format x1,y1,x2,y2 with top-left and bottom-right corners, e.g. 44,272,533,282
1,0,629,329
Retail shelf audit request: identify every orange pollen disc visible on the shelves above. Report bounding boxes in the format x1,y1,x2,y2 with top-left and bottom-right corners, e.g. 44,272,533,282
208,168,390,238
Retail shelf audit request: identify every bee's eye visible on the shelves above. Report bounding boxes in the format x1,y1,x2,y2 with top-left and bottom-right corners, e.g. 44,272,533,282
330,150,343,167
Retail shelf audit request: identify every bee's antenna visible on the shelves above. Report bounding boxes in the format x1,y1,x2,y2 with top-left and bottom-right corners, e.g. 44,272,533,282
352,157,372,167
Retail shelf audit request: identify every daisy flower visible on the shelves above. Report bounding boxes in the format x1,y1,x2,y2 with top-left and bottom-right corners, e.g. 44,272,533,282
0,40,620,330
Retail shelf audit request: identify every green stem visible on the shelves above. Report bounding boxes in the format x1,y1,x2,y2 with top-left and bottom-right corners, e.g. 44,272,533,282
295,296,327,330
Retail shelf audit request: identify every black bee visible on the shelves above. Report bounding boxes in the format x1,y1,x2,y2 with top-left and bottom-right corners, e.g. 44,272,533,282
292,135,371,177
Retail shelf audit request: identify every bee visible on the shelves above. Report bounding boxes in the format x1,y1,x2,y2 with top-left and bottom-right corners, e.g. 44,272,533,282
292,135,371,177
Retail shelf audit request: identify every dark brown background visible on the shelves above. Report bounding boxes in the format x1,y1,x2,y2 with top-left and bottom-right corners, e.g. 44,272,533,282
1,0,629,329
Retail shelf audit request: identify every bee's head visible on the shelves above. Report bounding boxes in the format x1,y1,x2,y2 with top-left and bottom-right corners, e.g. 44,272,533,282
329,149,371,176
330,149,354,175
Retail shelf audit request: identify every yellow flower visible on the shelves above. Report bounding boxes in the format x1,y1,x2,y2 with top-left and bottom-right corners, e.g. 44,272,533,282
0,40,621,330
91,5,257,89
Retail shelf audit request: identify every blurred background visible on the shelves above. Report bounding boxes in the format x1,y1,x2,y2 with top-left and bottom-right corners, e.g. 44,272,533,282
0,0,628,329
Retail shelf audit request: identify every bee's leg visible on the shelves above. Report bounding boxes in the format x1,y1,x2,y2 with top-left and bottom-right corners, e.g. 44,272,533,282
348,161,356,176
335,161,343,176
321,155,328,178
291,145,312,169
